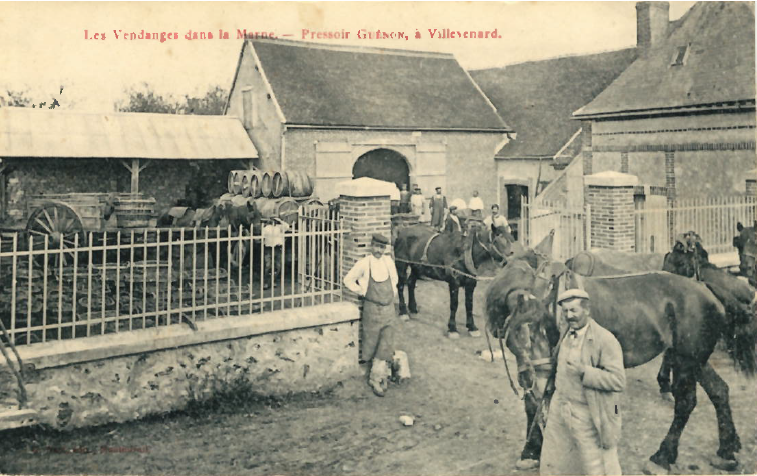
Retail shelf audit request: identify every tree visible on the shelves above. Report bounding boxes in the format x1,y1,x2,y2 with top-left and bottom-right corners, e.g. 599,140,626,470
116,84,228,115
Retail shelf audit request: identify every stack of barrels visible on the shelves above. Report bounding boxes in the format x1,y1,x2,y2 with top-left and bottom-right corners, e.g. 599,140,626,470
223,169,325,224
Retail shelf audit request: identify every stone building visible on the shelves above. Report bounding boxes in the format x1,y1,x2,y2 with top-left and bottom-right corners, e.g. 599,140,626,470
471,48,638,213
0,107,258,226
574,1,756,202
224,38,513,208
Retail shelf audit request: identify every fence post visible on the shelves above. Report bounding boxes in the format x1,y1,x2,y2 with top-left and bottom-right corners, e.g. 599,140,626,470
584,171,638,252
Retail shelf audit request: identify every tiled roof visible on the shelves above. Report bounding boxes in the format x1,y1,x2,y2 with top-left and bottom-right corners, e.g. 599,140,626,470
471,48,637,158
575,2,755,118
0,107,258,159
245,39,510,131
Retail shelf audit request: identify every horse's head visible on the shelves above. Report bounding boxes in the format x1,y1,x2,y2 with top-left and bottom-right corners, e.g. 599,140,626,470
663,231,709,279
485,260,538,339
505,290,554,400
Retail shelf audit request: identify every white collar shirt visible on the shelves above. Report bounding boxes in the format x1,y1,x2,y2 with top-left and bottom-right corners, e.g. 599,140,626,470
343,254,399,298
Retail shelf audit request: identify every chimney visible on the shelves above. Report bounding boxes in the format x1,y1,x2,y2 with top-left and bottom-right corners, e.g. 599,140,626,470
636,2,670,54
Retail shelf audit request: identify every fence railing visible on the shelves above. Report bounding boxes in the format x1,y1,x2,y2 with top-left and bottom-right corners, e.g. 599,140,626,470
520,200,590,262
0,209,343,346
634,195,756,254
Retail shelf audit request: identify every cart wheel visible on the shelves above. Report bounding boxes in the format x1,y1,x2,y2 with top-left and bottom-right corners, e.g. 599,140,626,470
26,201,85,267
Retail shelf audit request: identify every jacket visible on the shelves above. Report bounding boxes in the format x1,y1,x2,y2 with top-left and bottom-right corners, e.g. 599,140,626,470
549,318,625,449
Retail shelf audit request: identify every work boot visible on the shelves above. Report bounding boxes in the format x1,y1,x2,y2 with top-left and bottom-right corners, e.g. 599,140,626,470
368,359,391,397
391,350,411,383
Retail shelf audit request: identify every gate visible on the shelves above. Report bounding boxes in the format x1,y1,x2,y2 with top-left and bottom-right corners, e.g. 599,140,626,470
520,200,590,261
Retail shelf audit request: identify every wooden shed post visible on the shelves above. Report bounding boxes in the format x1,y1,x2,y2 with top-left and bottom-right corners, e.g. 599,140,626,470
121,159,149,195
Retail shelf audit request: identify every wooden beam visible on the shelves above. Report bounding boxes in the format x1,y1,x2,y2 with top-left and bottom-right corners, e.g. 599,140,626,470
120,159,150,194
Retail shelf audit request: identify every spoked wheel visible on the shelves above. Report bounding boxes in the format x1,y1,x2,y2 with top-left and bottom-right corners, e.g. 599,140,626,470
26,201,85,267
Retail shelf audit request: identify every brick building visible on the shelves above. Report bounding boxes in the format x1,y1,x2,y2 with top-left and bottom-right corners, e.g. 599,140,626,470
224,38,513,208
0,107,258,226
574,1,756,202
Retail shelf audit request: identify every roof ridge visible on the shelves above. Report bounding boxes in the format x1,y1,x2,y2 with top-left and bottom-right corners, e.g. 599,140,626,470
470,46,637,73
248,37,455,60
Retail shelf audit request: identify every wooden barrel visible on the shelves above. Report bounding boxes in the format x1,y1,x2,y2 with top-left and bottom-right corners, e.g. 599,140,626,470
261,172,273,198
254,197,299,226
298,198,325,208
228,170,263,197
228,171,241,194
271,172,285,198
275,171,314,197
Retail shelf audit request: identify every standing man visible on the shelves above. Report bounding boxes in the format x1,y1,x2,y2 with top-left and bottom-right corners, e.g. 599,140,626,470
430,186,447,231
262,217,290,290
444,205,463,234
468,190,484,218
343,233,411,397
539,289,625,475
410,185,428,223
399,183,412,213
483,204,512,239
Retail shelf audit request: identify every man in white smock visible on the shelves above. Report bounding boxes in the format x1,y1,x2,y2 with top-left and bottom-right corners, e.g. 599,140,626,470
343,233,411,397
262,218,290,290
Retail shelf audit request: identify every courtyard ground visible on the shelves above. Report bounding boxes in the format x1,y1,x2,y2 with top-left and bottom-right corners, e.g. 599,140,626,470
0,277,755,475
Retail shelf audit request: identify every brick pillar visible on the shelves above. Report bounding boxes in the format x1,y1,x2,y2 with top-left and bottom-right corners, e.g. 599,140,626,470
584,171,639,251
746,169,757,198
582,120,593,176
620,152,629,174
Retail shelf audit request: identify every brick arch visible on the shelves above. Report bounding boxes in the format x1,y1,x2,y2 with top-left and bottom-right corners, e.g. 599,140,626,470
352,148,411,191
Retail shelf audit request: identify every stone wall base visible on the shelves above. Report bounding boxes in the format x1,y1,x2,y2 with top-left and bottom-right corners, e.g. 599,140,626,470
1,302,359,430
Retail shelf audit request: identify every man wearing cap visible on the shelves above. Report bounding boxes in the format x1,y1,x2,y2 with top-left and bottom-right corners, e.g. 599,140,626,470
429,186,447,231
539,288,625,476
443,205,463,234
343,233,410,397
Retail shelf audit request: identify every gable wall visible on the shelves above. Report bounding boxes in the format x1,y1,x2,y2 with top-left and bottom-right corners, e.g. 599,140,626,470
226,44,284,173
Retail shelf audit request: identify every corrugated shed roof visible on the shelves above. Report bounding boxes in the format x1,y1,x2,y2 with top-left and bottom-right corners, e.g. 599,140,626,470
247,39,510,131
575,2,756,118
470,48,637,158
0,107,258,159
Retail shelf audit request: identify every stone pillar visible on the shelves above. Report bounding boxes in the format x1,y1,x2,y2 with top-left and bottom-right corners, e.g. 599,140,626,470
584,171,639,252
581,120,593,176
337,179,395,305
746,169,757,198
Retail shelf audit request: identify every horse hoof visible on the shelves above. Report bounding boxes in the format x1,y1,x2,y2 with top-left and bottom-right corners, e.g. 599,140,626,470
660,391,674,403
515,459,539,470
469,330,481,338
447,332,460,340
709,455,738,471
410,308,419,314
642,459,670,475
399,314,410,322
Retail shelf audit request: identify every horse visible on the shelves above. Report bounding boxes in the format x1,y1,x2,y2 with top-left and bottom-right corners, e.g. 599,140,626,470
394,223,514,338
566,248,664,276
485,257,757,473
734,221,756,286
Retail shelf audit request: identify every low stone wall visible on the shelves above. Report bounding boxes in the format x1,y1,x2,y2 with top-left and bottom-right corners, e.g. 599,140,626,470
1,302,360,429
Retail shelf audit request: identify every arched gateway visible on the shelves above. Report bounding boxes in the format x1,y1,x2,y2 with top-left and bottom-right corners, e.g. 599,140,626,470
352,148,410,190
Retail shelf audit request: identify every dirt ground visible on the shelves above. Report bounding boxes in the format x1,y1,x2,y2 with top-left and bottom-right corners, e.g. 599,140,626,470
0,277,755,476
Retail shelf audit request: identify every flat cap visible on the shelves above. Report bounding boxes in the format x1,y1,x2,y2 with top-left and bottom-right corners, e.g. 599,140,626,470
557,288,590,304
371,233,389,245
449,205,458,211
435,186,442,191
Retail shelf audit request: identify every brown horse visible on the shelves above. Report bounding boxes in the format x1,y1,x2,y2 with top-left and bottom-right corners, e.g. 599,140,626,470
486,258,757,472
394,223,512,337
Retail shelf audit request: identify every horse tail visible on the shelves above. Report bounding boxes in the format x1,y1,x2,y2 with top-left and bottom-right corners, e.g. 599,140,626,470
718,291,757,377
485,279,509,338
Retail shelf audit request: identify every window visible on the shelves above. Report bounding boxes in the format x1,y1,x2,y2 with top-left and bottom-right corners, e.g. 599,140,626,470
670,45,690,66
242,88,255,129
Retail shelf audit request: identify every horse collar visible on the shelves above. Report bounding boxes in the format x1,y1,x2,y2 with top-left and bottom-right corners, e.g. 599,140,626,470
420,233,441,263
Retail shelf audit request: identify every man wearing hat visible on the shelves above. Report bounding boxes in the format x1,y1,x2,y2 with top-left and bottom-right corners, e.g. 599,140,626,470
443,205,463,234
343,233,410,397
539,288,626,476
410,185,428,223
429,186,447,231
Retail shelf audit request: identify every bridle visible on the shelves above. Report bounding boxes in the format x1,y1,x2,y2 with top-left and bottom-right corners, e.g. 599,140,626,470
474,228,509,266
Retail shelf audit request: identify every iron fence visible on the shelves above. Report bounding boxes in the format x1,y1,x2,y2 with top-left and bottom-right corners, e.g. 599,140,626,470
0,208,343,346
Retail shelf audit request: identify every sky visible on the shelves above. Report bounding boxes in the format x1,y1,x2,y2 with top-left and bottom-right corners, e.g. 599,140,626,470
0,1,696,112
